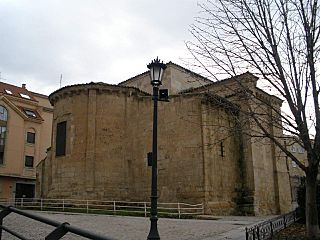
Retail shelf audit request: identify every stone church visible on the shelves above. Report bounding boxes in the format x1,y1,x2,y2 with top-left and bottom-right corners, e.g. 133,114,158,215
36,62,292,215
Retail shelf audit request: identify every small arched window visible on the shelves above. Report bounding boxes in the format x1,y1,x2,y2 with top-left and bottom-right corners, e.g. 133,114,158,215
0,106,8,164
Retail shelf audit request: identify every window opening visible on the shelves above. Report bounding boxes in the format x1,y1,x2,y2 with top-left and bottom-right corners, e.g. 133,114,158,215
26,132,35,144
0,106,8,121
0,106,7,164
298,147,305,154
20,93,31,99
25,155,34,167
292,161,297,168
220,141,225,157
56,121,67,156
24,109,37,118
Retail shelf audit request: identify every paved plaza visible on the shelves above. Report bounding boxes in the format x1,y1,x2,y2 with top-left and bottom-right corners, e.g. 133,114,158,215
1,211,275,239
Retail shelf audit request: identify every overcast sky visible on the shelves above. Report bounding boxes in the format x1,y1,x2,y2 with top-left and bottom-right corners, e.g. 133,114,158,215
0,0,202,95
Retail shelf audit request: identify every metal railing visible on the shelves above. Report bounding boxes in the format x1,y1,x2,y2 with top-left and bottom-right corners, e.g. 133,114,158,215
1,198,204,219
0,204,115,240
245,209,299,240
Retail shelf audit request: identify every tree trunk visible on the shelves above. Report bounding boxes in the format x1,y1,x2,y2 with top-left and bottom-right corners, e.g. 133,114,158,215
306,172,320,238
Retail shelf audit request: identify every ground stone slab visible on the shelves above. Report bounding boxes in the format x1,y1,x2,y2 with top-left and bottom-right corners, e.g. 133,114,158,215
1,211,275,240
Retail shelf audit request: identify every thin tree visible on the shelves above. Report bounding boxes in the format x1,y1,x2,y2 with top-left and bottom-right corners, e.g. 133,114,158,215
187,0,320,237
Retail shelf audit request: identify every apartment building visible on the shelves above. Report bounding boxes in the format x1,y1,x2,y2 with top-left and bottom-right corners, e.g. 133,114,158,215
0,82,52,200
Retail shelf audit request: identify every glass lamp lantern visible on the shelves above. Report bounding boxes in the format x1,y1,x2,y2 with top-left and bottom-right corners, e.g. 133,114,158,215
147,57,167,86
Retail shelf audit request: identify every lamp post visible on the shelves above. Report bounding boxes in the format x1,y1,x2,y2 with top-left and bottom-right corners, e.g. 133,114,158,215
147,57,167,240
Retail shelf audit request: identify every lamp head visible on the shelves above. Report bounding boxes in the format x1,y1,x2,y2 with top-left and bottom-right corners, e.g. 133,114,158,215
147,57,166,86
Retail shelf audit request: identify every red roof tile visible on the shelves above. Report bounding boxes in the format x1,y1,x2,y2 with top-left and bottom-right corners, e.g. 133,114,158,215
0,82,37,101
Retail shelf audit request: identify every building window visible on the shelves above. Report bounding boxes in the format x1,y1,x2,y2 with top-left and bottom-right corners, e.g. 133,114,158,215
20,93,31,99
0,106,8,165
5,90,12,95
23,109,37,118
220,141,225,157
0,152,3,165
25,155,34,167
298,147,305,154
26,132,35,144
56,121,67,156
292,160,297,168
0,106,8,122
0,126,6,164
291,145,296,153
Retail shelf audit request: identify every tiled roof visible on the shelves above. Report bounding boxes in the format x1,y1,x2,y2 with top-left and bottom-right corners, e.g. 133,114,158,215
118,61,213,86
179,72,258,94
29,91,48,99
118,70,149,86
0,82,37,101
49,81,151,100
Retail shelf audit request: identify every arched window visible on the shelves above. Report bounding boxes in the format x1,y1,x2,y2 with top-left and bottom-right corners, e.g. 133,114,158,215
0,106,8,164
0,106,8,122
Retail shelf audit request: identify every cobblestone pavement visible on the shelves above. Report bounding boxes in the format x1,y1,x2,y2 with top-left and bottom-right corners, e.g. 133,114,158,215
1,211,274,240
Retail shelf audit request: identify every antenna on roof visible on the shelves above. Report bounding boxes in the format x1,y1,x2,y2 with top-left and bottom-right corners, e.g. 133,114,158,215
59,74,63,88
0,72,7,81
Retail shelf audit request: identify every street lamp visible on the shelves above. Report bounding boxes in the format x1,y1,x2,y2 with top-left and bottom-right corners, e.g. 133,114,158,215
147,57,167,240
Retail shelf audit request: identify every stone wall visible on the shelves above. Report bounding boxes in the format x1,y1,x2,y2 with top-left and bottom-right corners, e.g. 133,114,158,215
38,83,247,214
37,70,293,215
119,62,211,95
200,97,243,215
187,73,293,214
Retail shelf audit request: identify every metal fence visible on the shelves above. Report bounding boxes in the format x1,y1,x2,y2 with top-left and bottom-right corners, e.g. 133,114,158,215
0,204,115,240
245,209,299,240
0,198,204,219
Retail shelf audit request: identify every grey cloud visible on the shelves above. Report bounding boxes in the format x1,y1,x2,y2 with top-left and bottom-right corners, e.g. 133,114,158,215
0,0,201,95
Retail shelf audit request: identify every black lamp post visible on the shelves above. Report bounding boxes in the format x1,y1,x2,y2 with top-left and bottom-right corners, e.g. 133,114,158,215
147,57,167,240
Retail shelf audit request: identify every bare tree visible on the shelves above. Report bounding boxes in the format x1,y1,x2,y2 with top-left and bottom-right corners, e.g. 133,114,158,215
186,0,320,237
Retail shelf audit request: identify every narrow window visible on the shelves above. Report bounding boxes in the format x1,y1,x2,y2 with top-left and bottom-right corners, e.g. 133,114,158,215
0,106,8,122
26,132,35,144
0,106,8,165
220,141,225,157
25,155,34,167
0,126,6,164
0,151,4,165
56,121,67,156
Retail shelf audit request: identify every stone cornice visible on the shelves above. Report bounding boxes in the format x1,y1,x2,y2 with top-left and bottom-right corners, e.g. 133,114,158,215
180,72,258,94
43,107,53,113
201,93,240,114
0,172,36,180
255,88,283,105
49,82,150,105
